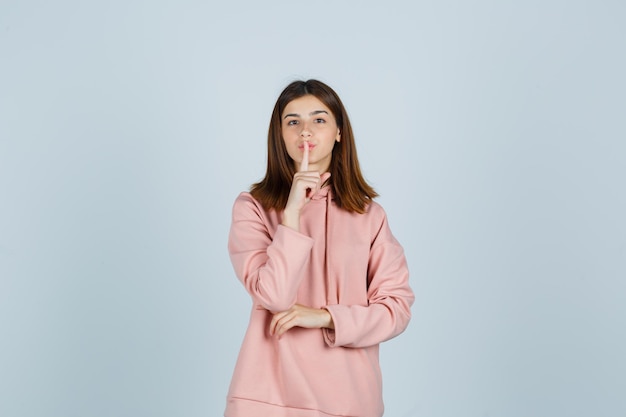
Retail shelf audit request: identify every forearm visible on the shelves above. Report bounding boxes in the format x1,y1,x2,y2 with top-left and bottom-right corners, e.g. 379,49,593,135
281,207,301,232
230,223,314,311
323,300,411,348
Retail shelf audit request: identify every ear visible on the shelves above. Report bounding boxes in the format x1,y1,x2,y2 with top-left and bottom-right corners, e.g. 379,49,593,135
336,129,341,142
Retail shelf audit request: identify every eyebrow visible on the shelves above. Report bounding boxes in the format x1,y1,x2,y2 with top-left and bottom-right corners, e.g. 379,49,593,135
283,110,329,119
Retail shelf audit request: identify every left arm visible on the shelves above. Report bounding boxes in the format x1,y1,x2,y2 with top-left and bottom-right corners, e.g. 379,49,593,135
322,213,414,348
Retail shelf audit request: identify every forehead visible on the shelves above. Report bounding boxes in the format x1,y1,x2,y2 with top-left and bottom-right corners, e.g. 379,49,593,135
282,95,333,117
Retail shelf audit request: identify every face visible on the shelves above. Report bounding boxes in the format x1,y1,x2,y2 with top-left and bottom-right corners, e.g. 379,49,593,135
281,95,341,173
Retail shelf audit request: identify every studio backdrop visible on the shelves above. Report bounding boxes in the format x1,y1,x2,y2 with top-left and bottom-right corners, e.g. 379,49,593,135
1,1,625,416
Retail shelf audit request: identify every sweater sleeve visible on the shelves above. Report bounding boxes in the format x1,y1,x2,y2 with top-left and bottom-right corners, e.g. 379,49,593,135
228,193,314,312
323,210,414,348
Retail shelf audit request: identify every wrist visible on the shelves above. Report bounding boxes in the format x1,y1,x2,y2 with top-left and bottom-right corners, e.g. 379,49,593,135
281,208,300,232
322,308,334,330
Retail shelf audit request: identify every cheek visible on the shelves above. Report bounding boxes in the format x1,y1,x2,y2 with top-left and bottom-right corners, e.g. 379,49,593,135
282,127,296,141
281,135,297,157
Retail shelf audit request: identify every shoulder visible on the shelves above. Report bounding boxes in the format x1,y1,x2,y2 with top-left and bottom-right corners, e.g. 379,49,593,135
233,191,256,206
363,200,388,225
365,200,386,216
362,200,401,246
232,191,268,220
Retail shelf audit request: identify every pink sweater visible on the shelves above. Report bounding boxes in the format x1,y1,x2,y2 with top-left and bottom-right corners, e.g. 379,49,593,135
225,186,414,417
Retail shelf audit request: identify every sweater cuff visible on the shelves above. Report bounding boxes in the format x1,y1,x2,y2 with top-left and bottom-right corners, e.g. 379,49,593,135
275,223,314,244
322,304,345,347
273,224,314,253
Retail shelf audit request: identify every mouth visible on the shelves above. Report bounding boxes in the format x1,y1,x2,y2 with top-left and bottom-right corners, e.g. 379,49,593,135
298,143,315,150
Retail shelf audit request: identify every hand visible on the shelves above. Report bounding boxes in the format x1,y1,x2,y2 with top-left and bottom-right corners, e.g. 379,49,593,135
282,142,331,231
269,304,334,338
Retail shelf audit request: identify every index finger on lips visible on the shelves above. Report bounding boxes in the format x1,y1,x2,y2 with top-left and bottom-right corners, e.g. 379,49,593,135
300,141,309,172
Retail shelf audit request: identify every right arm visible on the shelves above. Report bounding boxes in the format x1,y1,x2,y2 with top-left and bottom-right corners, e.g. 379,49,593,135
228,194,313,312
230,144,329,314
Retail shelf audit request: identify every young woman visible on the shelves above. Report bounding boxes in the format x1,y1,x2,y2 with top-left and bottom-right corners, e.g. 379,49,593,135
225,79,414,417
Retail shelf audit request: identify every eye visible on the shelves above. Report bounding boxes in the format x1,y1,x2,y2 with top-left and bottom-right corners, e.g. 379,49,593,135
287,119,299,126
314,118,326,123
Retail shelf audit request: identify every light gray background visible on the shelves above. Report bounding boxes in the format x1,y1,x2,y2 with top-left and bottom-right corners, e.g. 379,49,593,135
1,1,625,416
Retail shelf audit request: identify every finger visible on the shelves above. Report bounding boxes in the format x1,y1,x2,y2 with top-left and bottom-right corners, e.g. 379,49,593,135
300,141,309,172
269,316,277,336
276,315,298,337
293,172,321,182
307,172,331,199
269,311,287,336
292,173,322,201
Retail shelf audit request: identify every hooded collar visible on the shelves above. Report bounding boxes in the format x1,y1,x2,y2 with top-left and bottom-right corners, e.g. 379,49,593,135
310,184,334,201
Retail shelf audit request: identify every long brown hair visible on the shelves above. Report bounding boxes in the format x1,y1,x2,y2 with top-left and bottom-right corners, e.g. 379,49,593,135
251,79,377,214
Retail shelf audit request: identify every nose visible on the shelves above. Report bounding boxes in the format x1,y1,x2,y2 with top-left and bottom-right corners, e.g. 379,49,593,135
300,121,312,137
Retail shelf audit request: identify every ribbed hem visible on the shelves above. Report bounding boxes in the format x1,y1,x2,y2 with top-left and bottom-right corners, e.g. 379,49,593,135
224,397,362,417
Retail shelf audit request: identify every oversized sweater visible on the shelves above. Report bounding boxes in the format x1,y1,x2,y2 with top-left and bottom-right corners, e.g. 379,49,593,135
225,186,414,417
